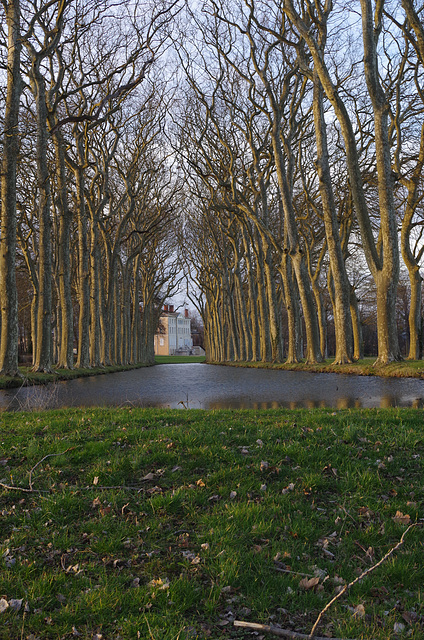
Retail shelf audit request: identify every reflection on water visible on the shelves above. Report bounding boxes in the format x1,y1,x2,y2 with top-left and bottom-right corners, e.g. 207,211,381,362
0,363,423,411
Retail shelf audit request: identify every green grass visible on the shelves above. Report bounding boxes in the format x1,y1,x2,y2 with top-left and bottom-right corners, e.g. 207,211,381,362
0,407,423,639
216,358,424,379
154,355,206,364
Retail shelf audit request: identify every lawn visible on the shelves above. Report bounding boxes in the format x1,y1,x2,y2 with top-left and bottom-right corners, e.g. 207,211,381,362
217,358,424,379
154,356,206,364
0,407,423,639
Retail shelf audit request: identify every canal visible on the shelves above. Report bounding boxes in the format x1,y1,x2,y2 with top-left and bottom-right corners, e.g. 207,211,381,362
0,363,423,411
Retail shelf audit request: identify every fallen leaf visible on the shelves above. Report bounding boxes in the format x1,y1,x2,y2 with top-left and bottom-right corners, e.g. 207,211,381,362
148,577,170,590
9,598,23,612
142,472,155,481
93,476,99,485
402,611,418,625
196,479,205,487
393,622,405,633
282,483,295,494
299,576,320,590
0,599,9,613
260,461,269,471
393,511,411,525
229,490,237,500
352,604,365,619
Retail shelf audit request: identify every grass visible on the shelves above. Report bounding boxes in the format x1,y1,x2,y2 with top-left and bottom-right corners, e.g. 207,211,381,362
154,356,206,364
0,407,423,639
216,358,424,379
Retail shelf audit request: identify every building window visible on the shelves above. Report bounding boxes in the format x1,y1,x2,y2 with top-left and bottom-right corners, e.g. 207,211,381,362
160,338,164,346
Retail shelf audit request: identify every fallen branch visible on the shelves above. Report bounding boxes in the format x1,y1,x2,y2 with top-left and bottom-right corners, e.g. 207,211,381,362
0,448,75,494
234,523,421,640
274,566,315,578
308,522,420,639
233,621,355,640
29,448,74,491
0,482,43,494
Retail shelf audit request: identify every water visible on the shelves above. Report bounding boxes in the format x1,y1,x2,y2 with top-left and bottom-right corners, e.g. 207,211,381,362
0,363,423,411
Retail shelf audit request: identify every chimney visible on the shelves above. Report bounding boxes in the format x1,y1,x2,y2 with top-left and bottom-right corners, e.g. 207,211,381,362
169,304,174,313
185,309,189,318
164,304,168,312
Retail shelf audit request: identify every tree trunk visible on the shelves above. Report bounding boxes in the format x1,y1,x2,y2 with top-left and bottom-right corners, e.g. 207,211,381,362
30,63,53,373
313,76,353,363
75,163,90,368
0,0,22,376
50,124,74,368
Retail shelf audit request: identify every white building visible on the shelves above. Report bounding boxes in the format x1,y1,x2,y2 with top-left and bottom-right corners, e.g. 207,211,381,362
154,305,193,355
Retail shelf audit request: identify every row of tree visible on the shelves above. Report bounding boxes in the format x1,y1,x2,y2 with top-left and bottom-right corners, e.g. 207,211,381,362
1,0,424,373
176,0,424,365
0,0,181,375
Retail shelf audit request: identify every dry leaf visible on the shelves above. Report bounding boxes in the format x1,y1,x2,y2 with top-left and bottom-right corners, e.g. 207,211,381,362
299,576,320,590
282,483,295,494
0,599,9,614
393,511,411,525
93,476,99,485
196,479,205,487
142,472,155,481
148,577,170,590
9,599,23,612
229,490,237,500
352,604,365,619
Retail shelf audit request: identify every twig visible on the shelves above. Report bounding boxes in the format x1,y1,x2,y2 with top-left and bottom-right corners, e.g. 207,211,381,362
309,522,421,639
82,485,144,491
274,567,315,578
0,482,44,493
29,448,74,491
233,621,355,640
0,448,75,494
235,523,421,640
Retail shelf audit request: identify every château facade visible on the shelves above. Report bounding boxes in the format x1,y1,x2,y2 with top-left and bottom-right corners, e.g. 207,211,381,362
153,305,193,355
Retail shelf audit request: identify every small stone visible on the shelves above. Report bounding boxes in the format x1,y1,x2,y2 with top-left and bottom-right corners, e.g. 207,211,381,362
260,484,267,491
229,491,237,500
